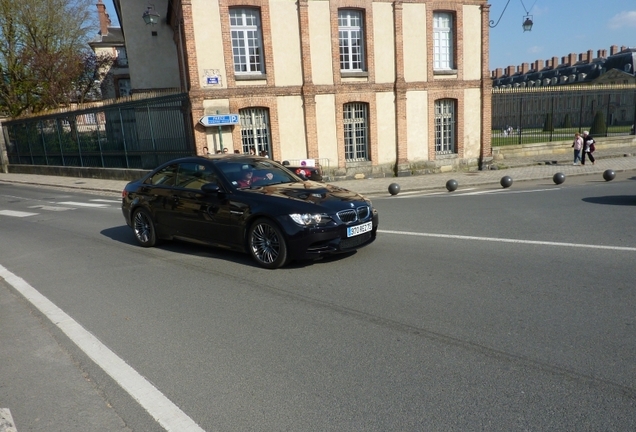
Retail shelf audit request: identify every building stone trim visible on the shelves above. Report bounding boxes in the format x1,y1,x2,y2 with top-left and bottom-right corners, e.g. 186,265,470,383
219,0,276,88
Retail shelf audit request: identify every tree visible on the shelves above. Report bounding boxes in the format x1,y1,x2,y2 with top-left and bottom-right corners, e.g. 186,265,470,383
562,113,572,128
0,0,97,117
589,111,607,136
542,113,554,132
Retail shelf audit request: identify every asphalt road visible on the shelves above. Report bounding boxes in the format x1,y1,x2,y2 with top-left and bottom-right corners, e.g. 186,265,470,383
1,174,635,431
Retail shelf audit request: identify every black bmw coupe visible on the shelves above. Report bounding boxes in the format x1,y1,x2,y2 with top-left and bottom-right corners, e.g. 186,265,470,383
121,155,378,268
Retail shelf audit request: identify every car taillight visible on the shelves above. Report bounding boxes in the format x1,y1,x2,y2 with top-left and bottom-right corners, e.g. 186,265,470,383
122,190,128,199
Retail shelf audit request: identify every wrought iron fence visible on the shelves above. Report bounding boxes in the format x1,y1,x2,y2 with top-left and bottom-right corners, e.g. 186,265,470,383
492,84,636,146
1,92,195,169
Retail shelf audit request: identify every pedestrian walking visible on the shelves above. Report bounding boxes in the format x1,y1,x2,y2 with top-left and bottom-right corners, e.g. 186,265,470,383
572,132,583,165
581,131,596,165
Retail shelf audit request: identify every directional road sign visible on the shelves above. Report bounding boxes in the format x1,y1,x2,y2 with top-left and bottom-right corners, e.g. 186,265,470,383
199,114,240,127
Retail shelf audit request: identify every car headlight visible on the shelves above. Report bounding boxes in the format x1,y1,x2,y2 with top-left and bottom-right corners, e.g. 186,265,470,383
289,213,330,226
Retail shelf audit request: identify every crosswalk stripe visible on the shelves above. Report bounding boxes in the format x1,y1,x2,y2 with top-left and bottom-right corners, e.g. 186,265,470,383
90,199,120,203
0,210,38,217
28,205,74,211
56,201,109,208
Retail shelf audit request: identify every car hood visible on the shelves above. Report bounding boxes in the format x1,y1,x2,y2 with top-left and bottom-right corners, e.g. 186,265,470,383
241,181,368,208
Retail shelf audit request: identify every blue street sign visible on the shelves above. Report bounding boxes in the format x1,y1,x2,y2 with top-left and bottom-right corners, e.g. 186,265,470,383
199,114,239,127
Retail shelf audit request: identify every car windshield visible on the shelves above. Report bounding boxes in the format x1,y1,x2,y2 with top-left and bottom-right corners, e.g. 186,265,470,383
217,159,299,189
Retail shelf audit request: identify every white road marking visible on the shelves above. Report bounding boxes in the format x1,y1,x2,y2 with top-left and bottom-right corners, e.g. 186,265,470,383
456,187,560,196
0,408,17,432
28,205,74,211
0,210,38,217
90,199,120,203
377,187,560,199
379,229,636,252
377,188,476,199
0,264,205,432
56,201,109,208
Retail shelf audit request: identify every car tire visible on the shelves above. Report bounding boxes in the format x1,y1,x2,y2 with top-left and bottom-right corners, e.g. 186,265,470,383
132,208,158,247
248,218,288,269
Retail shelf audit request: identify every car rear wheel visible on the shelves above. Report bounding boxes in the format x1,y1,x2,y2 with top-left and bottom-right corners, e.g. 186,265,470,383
248,218,288,269
133,208,158,247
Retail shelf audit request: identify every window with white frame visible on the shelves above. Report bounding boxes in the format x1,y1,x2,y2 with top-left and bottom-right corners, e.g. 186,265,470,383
433,12,453,70
338,10,365,72
240,108,270,156
435,99,456,154
230,8,264,75
343,103,369,161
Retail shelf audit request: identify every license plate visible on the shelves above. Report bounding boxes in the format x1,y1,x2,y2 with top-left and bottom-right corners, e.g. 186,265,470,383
347,221,372,238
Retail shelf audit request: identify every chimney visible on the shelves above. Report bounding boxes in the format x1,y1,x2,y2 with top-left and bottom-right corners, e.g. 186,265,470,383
521,63,529,74
610,45,619,55
587,50,594,63
621,45,627,52
598,49,607,58
568,53,577,66
561,56,568,66
495,68,503,78
97,0,111,37
552,56,559,69
534,59,544,71
506,65,516,76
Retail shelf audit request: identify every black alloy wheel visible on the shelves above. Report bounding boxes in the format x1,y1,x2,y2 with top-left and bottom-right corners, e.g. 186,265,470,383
133,208,158,247
248,218,288,269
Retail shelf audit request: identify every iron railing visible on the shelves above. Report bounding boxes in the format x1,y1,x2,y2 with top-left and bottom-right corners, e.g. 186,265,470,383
2,92,195,170
492,84,636,146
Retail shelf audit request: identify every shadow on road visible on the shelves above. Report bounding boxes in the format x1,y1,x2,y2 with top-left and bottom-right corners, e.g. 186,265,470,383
582,195,636,206
100,225,137,244
99,225,355,269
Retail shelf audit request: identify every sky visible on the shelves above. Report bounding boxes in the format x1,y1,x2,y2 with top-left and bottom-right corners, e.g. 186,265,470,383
489,0,636,70
98,0,635,72
101,0,120,27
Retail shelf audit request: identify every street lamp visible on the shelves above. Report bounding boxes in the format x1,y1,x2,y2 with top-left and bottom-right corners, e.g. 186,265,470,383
522,15,533,32
489,0,534,31
142,4,160,25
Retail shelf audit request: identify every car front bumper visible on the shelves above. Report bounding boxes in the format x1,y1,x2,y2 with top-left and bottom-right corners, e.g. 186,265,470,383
279,211,379,260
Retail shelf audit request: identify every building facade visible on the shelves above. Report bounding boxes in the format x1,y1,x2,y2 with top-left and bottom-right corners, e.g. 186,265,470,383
112,0,492,177
491,46,636,132
89,1,131,99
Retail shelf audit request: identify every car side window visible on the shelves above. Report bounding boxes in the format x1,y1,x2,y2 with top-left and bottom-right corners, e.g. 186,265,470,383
177,163,218,190
148,164,178,186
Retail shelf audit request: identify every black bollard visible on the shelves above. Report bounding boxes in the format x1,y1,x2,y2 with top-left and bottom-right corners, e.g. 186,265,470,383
500,176,513,188
388,183,400,195
553,172,566,185
602,169,616,181
445,179,458,192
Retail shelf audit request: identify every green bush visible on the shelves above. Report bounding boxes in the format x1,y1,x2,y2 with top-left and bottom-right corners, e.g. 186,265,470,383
542,113,554,132
589,111,607,135
562,113,572,128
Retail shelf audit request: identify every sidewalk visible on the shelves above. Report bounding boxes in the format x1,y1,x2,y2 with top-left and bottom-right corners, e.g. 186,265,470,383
1,145,635,197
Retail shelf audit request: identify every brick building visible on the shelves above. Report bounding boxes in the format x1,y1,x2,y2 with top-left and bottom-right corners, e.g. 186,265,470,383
110,0,493,177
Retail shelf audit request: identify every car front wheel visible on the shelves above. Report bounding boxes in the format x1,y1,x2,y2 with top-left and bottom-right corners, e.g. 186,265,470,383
132,208,158,247
248,218,288,269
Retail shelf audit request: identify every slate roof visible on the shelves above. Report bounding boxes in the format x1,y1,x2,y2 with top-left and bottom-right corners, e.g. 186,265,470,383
493,48,636,88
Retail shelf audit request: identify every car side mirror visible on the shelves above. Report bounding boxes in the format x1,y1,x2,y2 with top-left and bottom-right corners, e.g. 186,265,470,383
201,183,221,194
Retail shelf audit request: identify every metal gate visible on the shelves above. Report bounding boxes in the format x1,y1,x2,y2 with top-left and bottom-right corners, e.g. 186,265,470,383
1,93,195,170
